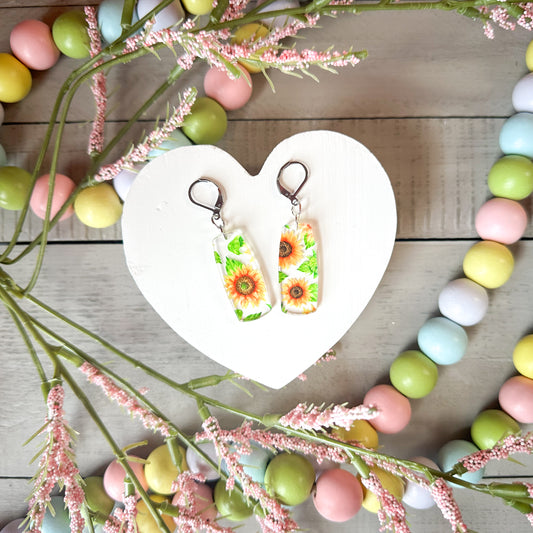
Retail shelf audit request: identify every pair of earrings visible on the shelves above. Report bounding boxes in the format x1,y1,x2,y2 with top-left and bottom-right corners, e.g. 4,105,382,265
188,161,319,322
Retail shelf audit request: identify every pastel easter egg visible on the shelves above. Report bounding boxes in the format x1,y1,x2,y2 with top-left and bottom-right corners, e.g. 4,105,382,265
52,10,91,59
438,278,489,327
362,467,404,513
513,334,533,379
204,66,253,110
74,182,123,228
437,440,484,487
231,23,270,73
257,0,300,28
0,519,24,533
181,0,214,16
487,155,533,200
499,112,533,158
42,496,70,533
144,443,188,495
103,456,149,501
471,409,521,450
331,419,379,450
113,168,138,202
499,375,533,423
402,457,439,509
213,479,253,521
136,494,175,533
0,144,7,166
0,53,32,103
186,441,220,482
147,128,192,159
417,317,468,365
512,72,533,113
84,476,115,516
364,384,411,434
30,173,76,220
98,0,139,44
223,441,272,484
172,482,217,522
475,197,528,244
10,20,60,70
137,0,184,31
389,349,438,399
527,39,533,71
463,241,514,289
0,166,33,211
313,468,363,522
181,97,227,144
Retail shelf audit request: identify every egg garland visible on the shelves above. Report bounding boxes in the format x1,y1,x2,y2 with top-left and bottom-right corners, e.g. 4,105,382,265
2,6,533,533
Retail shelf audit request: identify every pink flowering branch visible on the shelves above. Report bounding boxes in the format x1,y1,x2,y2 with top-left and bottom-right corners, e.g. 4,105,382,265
79,362,172,437
93,87,197,181
430,479,469,533
84,6,107,155
25,385,85,533
103,494,137,533
279,402,377,431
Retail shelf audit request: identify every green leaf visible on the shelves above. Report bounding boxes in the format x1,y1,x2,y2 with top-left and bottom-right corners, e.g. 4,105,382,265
308,283,318,302
225,257,243,276
297,251,318,277
228,235,245,255
214,251,222,264
235,309,243,320
279,271,288,283
210,0,230,23
243,312,262,322
305,0,332,13
303,232,315,249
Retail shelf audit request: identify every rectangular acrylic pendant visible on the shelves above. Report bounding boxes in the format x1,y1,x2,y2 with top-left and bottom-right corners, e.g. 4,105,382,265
279,222,318,314
213,230,272,322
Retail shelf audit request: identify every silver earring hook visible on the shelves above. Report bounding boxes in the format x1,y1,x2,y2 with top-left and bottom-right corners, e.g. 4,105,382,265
188,178,225,233
277,160,309,225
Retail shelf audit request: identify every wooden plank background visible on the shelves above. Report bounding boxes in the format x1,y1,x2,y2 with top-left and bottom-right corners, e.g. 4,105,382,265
1,2,533,532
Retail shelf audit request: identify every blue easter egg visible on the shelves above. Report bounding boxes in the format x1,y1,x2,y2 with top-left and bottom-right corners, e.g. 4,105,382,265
98,0,139,44
147,129,192,159
223,442,273,484
417,316,468,365
437,440,484,487
499,112,533,158
42,496,70,533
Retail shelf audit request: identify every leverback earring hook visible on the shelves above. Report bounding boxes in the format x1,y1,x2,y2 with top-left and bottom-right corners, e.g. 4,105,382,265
188,178,225,233
277,160,309,225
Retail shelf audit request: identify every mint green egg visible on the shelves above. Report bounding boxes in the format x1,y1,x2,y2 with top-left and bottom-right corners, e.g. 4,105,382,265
488,154,533,200
389,350,438,399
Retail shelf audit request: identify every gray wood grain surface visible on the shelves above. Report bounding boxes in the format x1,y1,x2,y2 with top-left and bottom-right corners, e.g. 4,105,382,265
1,2,533,533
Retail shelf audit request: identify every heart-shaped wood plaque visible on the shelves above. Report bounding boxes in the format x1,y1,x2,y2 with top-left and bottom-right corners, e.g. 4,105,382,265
122,130,396,388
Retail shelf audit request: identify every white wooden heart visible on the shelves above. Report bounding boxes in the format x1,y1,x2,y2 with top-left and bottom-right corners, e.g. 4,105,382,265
122,130,396,389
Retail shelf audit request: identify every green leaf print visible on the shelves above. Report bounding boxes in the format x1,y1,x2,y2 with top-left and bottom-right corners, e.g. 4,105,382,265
226,257,243,276
235,309,244,320
243,312,262,321
228,235,245,255
214,251,222,264
303,232,315,249
308,283,318,302
297,251,318,277
279,271,288,283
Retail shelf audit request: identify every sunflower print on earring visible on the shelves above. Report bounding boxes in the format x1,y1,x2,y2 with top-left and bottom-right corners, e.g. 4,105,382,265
279,222,318,314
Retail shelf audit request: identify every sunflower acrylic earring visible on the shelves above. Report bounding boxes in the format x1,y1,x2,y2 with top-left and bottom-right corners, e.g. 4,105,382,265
277,161,319,314
188,178,272,322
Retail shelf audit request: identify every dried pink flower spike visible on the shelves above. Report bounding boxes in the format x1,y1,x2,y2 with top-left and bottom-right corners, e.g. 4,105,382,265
103,494,137,533
26,385,85,533
430,478,469,533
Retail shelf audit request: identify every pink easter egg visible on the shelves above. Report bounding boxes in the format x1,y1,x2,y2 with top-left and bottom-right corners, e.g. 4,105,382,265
499,375,533,423
475,197,528,244
203,66,253,111
313,468,363,522
172,481,217,522
103,456,149,502
30,173,76,221
10,20,60,71
364,384,412,434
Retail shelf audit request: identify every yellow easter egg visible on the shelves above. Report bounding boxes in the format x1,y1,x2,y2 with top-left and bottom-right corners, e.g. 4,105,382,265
231,23,270,74
136,494,175,533
463,241,514,289
513,334,533,379
144,443,188,495
526,39,533,71
0,53,32,103
74,182,122,228
362,467,404,514
332,420,379,450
